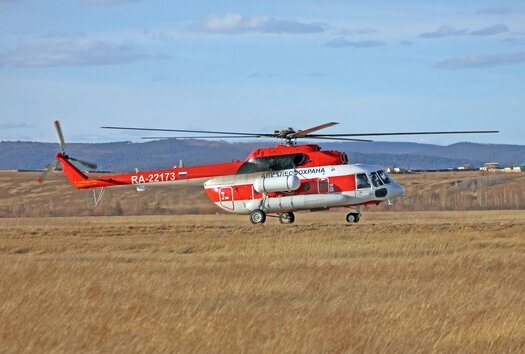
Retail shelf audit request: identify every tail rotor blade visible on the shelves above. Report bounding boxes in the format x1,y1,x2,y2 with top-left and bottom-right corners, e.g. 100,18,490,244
37,160,59,183
68,157,97,170
54,120,66,153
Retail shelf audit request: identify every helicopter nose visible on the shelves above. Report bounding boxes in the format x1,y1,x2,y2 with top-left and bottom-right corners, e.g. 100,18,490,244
389,183,405,199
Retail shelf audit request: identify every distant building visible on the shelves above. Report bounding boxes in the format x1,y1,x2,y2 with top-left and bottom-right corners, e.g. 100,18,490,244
480,162,500,171
479,162,523,173
386,166,407,174
458,163,475,171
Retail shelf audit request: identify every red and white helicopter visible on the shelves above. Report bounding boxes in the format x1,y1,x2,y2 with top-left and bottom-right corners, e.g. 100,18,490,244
39,121,497,224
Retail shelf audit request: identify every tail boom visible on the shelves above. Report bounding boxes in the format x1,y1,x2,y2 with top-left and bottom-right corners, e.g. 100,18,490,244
56,153,243,190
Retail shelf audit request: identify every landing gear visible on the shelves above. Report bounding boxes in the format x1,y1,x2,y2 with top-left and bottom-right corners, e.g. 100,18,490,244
346,212,360,223
250,209,266,224
279,212,295,224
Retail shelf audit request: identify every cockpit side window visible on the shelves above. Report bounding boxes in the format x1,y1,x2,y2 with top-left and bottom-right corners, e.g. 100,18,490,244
370,172,383,187
377,170,391,184
356,173,371,189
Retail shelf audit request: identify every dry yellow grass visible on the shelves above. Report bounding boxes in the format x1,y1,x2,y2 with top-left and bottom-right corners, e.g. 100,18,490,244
1,211,524,353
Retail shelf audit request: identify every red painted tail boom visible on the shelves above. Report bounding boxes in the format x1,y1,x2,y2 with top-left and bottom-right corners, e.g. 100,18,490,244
56,152,244,189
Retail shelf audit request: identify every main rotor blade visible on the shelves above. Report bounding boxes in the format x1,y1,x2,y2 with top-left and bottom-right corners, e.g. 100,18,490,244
101,126,274,137
68,157,98,170
292,122,339,138
140,135,266,140
54,120,66,153
308,130,499,137
300,136,373,142
37,160,59,183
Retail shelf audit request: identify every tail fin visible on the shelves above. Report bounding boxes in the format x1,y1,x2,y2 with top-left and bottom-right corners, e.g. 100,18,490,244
38,120,98,187
56,153,89,188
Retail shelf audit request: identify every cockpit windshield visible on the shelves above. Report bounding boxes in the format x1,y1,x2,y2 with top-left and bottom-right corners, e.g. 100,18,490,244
370,172,383,187
356,170,392,189
377,170,391,184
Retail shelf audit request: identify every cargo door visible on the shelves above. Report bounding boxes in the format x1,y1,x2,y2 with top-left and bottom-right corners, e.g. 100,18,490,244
219,187,234,210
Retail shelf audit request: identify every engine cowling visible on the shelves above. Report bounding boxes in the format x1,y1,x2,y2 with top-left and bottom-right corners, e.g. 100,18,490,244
253,175,301,194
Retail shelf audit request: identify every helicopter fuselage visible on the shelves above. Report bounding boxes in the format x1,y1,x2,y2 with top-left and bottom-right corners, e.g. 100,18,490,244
203,163,404,215
55,143,404,223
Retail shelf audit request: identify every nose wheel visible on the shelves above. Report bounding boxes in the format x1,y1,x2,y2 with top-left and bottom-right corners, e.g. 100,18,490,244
250,209,267,224
346,212,360,223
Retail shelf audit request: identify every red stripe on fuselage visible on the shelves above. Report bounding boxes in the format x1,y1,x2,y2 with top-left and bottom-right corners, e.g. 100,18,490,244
205,174,356,203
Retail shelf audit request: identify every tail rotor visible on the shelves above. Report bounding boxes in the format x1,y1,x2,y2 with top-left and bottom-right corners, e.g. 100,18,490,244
37,120,97,183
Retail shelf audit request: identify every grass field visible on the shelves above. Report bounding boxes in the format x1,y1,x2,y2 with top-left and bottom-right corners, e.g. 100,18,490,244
1,211,524,353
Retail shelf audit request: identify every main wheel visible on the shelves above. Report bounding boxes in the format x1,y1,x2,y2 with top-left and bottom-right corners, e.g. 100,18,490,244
279,212,295,224
250,209,266,224
346,212,360,223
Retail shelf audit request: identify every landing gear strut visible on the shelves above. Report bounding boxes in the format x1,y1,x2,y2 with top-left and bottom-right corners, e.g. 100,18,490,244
346,212,360,223
250,209,266,224
279,212,295,224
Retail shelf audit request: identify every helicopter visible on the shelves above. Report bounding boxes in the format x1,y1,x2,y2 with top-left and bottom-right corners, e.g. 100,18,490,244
39,121,497,224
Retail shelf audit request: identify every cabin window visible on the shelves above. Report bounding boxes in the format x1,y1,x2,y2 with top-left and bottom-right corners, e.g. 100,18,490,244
236,153,307,174
356,173,371,189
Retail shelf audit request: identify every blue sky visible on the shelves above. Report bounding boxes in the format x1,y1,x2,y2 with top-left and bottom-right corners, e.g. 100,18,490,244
0,0,524,145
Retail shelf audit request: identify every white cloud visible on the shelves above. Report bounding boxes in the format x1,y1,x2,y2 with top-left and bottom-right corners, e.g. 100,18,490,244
419,25,467,38
470,24,508,36
0,38,150,67
325,37,386,48
420,23,510,39
436,52,525,69
196,13,326,34
337,28,378,36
